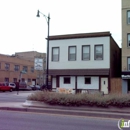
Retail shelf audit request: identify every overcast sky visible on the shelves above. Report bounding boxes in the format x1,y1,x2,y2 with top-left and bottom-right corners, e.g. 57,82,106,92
0,0,121,55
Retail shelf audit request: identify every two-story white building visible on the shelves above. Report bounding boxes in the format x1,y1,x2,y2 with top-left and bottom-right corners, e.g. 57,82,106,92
48,32,121,94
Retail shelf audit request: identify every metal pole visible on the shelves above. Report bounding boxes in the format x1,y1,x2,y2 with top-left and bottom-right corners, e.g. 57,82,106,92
46,13,50,89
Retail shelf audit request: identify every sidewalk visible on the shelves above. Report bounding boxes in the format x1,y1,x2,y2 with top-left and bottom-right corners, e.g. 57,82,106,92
0,100,129,119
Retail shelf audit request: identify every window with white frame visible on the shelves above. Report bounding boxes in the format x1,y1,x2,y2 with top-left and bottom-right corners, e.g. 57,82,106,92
128,34,130,47
127,11,130,24
68,46,76,61
52,47,59,61
85,77,91,84
128,57,130,71
95,45,103,60
82,45,90,60
5,63,10,70
14,65,20,71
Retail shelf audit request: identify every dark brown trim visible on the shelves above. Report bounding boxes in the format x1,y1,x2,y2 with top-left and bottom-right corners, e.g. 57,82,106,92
68,46,76,61
75,76,77,93
94,44,103,60
56,76,59,88
82,45,90,60
99,76,101,91
49,69,110,76
48,32,111,40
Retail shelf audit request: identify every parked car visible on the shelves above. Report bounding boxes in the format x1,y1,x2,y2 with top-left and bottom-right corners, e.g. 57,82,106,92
41,84,51,91
35,84,41,90
30,84,41,90
29,85,36,90
0,82,13,92
8,82,16,90
19,81,27,90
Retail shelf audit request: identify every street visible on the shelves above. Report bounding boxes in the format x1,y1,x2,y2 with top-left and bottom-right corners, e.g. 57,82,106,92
0,110,118,130
0,90,34,102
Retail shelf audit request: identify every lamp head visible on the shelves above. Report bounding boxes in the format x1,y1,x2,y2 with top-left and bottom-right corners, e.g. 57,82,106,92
36,10,40,17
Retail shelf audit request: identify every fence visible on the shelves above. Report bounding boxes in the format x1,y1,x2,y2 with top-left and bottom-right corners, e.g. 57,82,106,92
110,78,122,94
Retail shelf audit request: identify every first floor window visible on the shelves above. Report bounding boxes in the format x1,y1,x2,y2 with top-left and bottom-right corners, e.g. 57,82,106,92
5,78,9,82
13,78,17,82
85,77,91,84
28,79,31,82
52,47,59,61
22,78,25,82
95,45,103,60
64,77,71,84
128,57,130,71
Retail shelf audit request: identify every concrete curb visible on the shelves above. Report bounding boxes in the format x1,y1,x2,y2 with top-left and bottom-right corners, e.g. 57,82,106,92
0,100,129,119
0,106,130,119
22,100,130,114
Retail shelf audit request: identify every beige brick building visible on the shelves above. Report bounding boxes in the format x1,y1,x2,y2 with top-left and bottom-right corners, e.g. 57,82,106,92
0,54,37,85
122,0,130,93
15,51,46,85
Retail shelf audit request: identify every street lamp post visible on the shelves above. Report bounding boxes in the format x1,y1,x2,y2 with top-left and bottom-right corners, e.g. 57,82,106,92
36,10,50,90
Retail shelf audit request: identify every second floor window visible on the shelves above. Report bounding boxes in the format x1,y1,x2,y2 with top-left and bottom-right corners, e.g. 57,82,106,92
95,45,103,60
128,34,130,47
23,66,28,72
5,63,10,70
14,65,20,71
68,46,76,61
82,45,90,60
128,10,130,24
52,47,59,61
128,57,130,71
31,67,34,73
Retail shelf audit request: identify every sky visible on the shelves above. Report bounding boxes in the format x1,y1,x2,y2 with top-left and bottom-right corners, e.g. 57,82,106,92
0,0,121,55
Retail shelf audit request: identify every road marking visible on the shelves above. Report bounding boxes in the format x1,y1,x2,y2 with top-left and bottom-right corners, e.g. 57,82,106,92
0,109,120,121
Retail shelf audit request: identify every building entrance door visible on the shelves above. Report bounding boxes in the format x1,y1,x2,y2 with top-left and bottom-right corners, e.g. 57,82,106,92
101,78,108,94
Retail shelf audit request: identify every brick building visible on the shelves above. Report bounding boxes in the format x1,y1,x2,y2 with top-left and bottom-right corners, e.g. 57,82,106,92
0,54,37,85
15,51,46,85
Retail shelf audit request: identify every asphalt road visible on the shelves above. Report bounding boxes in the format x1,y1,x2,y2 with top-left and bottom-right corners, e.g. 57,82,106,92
0,110,118,130
0,90,34,102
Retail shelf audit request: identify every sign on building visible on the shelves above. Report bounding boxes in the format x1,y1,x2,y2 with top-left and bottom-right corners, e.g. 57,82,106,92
34,58,43,70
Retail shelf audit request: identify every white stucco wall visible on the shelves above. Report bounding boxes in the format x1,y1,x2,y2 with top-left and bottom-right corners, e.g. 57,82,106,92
49,37,110,69
60,76,75,89
54,76,99,90
77,76,99,89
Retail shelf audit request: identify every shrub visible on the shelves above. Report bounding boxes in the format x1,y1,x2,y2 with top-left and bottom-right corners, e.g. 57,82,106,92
27,91,130,108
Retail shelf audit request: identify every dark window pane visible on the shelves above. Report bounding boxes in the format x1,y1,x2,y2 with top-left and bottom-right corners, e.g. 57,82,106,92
64,77,70,84
85,77,91,84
